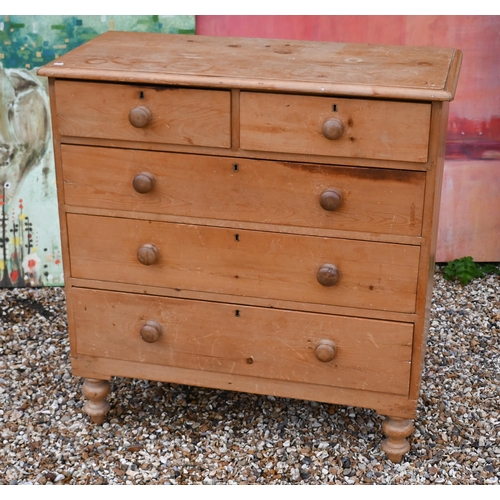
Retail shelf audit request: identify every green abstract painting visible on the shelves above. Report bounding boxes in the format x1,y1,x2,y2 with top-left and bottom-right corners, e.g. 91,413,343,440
0,15,195,287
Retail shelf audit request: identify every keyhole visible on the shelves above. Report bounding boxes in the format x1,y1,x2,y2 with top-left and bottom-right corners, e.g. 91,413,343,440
233,163,239,172
235,234,240,242
332,104,338,112
235,309,240,317
139,91,145,99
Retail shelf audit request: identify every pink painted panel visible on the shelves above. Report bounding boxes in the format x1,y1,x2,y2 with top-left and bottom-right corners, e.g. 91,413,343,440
404,17,500,161
196,15,407,45
437,161,500,263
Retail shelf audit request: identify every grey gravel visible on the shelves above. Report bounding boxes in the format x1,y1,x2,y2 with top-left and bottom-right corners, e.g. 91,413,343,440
0,265,499,484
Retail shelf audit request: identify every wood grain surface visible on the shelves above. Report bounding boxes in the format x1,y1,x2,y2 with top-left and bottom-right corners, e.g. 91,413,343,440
240,92,431,163
66,214,420,313
72,287,413,396
61,145,426,237
54,80,231,148
38,31,462,101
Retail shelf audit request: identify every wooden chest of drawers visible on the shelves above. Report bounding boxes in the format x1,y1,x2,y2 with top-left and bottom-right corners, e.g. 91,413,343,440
38,32,461,462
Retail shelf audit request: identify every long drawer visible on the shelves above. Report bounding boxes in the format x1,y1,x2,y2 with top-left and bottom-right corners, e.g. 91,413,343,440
72,287,413,396
240,92,431,163
54,80,231,148
66,214,420,313
61,145,426,237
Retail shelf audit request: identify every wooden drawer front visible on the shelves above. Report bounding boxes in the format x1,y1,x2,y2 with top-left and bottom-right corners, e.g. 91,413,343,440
62,145,425,237
54,80,231,148
240,92,431,163
67,214,420,313
72,288,413,396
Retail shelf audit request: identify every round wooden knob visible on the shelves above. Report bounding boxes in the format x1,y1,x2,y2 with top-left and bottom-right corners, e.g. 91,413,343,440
315,340,337,362
317,264,339,286
140,320,163,343
129,106,152,128
133,172,155,194
137,244,159,266
319,188,342,211
322,118,344,140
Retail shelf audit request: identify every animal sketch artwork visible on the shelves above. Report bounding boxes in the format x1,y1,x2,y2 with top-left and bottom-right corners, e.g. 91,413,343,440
0,16,198,288
0,62,58,287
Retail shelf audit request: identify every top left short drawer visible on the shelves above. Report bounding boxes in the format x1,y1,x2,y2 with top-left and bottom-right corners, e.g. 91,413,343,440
53,80,231,148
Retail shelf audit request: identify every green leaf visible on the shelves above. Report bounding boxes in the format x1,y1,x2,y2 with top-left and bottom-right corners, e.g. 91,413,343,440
441,256,494,285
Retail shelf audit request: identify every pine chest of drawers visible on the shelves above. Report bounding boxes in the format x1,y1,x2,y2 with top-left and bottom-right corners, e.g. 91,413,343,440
38,31,461,462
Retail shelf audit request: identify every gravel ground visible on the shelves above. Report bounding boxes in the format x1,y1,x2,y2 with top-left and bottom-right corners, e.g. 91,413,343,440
0,266,499,485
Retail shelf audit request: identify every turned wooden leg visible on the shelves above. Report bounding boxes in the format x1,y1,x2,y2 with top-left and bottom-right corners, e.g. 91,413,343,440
381,416,414,463
82,378,111,424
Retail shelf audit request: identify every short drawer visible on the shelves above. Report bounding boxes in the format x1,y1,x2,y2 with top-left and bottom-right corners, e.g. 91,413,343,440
240,92,431,163
54,80,231,148
72,288,413,396
62,145,425,237
67,214,420,313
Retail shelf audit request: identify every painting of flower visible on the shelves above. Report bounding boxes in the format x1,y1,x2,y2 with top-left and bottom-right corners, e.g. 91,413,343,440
0,15,195,287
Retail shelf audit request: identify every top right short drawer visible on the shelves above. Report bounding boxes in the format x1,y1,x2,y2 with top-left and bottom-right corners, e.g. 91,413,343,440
240,92,431,163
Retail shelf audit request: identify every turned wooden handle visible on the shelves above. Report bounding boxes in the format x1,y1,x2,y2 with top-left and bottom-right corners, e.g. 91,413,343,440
317,264,339,286
133,172,155,194
315,340,337,362
137,244,159,266
140,320,163,343
129,106,152,128
319,188,342,211
322,118,344,140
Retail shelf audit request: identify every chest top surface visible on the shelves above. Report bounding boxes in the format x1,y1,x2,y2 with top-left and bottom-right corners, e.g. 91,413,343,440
37,31,462,101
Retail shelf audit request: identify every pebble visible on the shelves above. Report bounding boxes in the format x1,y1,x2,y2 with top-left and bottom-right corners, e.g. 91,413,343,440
0,267,499,484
